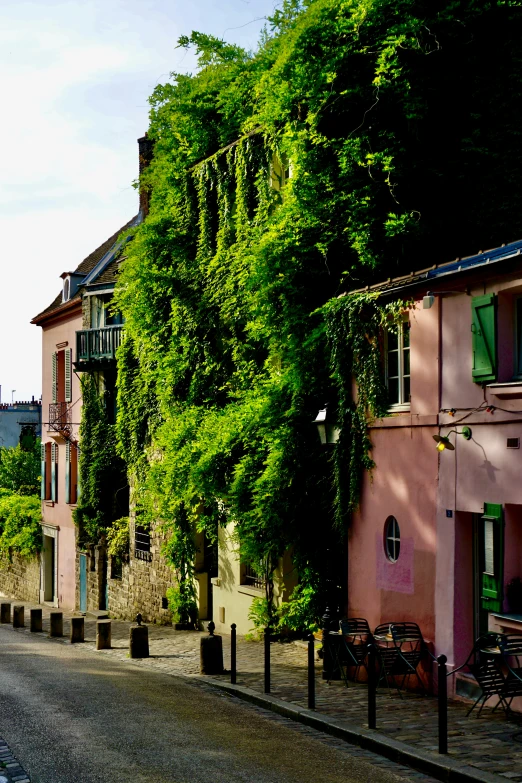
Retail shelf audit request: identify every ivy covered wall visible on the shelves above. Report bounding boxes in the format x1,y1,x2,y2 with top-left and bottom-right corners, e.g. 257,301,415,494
111,0,522,627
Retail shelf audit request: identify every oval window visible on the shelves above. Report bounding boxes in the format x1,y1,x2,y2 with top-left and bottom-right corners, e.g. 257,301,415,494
384,516,400,563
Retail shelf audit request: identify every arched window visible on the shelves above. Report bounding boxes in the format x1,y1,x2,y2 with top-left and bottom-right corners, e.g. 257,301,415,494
62,277,70,302
384,516,401,563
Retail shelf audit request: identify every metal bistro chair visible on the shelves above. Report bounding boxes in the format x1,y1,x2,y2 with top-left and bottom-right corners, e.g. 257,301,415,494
373,622,426,697
335,618,372,686
498,633,522,712
452,633,510,717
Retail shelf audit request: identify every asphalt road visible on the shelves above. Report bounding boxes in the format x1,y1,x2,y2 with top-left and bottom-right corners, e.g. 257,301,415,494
0,625,419,783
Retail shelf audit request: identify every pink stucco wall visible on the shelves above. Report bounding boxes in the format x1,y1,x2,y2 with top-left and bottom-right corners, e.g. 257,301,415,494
349,300,440,645
351,271,522,693
40,308,82,609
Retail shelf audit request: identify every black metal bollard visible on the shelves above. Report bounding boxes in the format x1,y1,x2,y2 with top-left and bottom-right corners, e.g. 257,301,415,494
367,643,377,730
322,604,331,680
264,627,271,694
438,654,448,754
231,623,237,685
308,633,316,710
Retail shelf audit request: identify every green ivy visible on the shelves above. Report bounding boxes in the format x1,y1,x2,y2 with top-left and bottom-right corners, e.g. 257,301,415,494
74,375,128,544
112,0,522,628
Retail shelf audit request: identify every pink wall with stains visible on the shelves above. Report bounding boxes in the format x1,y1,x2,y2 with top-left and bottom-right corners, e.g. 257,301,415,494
41,309,82,610
349,300,440,644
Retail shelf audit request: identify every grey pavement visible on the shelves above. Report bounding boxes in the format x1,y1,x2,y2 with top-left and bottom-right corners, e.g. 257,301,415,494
0,621,440,783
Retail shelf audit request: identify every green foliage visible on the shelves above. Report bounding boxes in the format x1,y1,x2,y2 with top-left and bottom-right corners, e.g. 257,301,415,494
277,570,322,633
74,375,128,544
114,0,522,628
322,292,408,522
0,440,41,497
0,493,42,559
166,585,198,625
106,517,130,559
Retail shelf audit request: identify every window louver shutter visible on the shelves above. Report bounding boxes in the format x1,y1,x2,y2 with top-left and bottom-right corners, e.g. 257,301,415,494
51,443,57,502
65,441,71,504
52,352,57,403
40,442,46,500
481,503,504,613
65,348,72,403
471,294,497,383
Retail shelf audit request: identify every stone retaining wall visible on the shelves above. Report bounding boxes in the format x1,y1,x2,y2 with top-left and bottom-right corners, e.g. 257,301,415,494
0,551,40,602
108,516,174,624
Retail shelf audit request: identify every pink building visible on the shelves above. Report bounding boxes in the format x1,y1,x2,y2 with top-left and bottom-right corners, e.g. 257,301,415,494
31,222,137,609
349,239,522,697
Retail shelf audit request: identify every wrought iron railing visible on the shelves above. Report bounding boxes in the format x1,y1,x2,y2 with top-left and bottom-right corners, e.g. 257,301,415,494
243,562,266,589
48,402,71,434
76,326,123,363
134,526,152,562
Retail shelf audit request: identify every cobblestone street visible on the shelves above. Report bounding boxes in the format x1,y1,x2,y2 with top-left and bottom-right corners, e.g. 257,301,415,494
3,598,522,781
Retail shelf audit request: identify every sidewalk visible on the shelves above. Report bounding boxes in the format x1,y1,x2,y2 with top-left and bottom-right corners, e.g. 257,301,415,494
2,598,522,782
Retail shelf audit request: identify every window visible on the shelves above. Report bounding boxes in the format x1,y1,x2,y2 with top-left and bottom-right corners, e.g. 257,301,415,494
65,441,78,505
385,319,410,409
51,442,58,502
41,442,52,500
135,525,152,562
384,516,400,563
241,557,266,589
515,297,522,378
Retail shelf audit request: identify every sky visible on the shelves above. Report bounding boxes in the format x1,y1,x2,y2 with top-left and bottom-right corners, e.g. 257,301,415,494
0,0,280,403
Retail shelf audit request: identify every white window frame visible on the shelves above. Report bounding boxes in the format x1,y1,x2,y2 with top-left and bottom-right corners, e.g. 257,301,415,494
385,317,410,412
384,516,401,563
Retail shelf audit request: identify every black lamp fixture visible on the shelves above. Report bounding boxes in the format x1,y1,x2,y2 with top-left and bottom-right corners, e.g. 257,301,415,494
313,405,340,446
432,426,472,452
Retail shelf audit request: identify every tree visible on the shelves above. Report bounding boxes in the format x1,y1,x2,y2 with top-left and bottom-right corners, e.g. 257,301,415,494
0,439,40,497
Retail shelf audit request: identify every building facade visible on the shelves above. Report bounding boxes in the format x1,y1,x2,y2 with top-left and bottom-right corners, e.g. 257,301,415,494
348,239,522,697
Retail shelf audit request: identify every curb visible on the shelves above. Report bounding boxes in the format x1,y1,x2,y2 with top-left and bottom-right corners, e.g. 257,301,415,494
196,677,505,783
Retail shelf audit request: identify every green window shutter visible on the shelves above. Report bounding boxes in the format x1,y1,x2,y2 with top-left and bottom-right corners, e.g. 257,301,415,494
51,443,57,502
65,441,71,504
472,294,497,382
65,348,72,403
481,502,504,613
52,352,58,403
40,442,46,500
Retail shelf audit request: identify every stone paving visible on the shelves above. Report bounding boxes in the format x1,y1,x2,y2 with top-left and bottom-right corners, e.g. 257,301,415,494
0,736,31,782
3,597,522,781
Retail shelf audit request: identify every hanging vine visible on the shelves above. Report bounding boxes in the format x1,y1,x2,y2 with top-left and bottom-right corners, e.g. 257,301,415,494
111,0,522,629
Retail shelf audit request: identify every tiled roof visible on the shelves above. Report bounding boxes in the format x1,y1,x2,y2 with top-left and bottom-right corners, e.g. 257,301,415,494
345,239,522,298
32,215,138,322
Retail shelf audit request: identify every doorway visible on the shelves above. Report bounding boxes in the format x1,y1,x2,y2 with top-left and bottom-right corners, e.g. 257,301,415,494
41,534,56,604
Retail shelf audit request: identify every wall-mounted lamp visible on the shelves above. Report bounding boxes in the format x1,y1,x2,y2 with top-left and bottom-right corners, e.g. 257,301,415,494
433,426,472,451
313,405,340,446
423,288,471,309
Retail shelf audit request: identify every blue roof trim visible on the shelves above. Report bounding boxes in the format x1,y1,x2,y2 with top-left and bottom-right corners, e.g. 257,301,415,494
80,213,142,287
426,239,522,280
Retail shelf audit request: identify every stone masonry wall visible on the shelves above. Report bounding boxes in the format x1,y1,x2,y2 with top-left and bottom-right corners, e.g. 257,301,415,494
108,515,174,624
0,552,40,602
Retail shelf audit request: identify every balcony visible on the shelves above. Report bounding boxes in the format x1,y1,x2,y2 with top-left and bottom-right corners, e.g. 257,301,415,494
48,402,71,436
75,326,123,370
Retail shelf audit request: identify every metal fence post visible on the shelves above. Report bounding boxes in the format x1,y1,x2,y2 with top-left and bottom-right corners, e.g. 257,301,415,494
367,642,377,730
308,633,316,710
231,623,237,685
264,627,271,694
438,654,448,754
322,604,331,680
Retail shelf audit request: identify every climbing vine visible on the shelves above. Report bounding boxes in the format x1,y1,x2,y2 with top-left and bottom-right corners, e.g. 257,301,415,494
111,0,522,628
322,292,410,525
74,375,128,545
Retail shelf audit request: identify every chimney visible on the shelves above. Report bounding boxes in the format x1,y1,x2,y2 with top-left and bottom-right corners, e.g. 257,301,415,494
137,133,154,218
